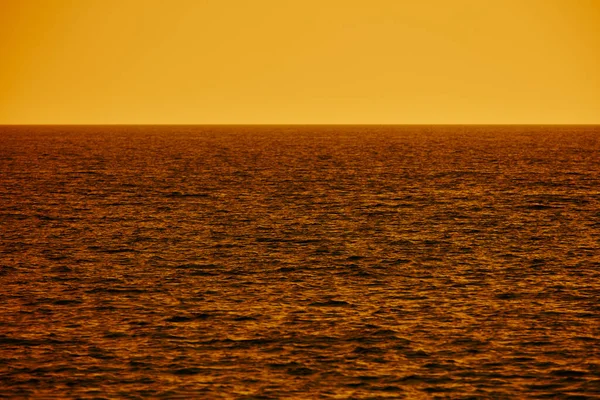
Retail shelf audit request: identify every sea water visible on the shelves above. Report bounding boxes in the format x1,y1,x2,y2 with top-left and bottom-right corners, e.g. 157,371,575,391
1,125,599,398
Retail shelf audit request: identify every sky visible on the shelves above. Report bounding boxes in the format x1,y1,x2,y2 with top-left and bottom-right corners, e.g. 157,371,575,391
1,0,599,124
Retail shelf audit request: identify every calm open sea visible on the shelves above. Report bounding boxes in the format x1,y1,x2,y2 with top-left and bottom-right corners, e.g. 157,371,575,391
1,125,599,399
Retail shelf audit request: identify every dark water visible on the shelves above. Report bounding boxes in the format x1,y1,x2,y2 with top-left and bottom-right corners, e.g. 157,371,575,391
1,125,599,399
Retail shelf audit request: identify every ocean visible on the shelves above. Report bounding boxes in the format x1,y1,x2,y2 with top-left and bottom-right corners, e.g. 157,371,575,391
1,125,599,398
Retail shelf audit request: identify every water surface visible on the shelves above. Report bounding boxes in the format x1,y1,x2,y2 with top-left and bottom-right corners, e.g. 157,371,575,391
1,125,599,398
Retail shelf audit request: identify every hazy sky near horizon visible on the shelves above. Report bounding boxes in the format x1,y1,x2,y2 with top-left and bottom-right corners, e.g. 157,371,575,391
1,0,599,124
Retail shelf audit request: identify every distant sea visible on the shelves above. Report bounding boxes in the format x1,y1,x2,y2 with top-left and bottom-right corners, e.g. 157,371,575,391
1,125,599,398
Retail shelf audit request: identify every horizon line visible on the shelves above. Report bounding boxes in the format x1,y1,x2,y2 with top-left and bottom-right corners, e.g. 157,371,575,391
1,123,600,127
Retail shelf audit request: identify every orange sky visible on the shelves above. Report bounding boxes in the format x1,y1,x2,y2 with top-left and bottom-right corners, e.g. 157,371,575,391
1,0,599,124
